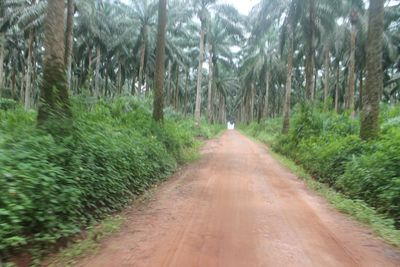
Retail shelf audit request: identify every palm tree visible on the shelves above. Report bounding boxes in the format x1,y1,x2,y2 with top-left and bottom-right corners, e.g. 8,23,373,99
194,0,215,127
344,0,364,115
282,25,294,134
37,0,71,133
360,0,384,140
65,0,74,90
131,0,157,95
153,0,167,122
206,4,244,123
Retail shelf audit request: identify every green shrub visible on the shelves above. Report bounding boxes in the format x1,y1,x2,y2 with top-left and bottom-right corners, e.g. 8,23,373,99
0,97,215,256
338,128,400,227
0,98,17,111
243,103,400,228
297,135,364,185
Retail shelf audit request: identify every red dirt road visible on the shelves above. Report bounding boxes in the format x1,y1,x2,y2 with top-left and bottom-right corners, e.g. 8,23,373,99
76,131,400,267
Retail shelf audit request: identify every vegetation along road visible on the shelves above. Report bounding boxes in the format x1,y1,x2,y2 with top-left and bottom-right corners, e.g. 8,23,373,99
76,131,400,267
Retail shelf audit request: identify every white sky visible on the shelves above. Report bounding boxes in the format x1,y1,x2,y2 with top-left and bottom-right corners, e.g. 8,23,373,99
218,0,258,15
119,0,258,15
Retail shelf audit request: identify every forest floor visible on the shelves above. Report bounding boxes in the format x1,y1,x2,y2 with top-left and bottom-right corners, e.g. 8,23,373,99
70,131,400,267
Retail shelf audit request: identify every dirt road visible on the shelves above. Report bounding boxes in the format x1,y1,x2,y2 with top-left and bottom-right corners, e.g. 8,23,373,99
77,131,400,267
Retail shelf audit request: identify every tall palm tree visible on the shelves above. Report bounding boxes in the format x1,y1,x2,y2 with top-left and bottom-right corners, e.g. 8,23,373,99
344,0,364,115
65,0,74,90
131,0,157,95
206,4,244,123
360,0,384,140
193,0,219,127
153,0,167,122
37,0,71,133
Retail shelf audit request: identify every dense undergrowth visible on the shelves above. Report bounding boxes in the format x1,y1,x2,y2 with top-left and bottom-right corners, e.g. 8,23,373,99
0,97,222,259
242,104,400,230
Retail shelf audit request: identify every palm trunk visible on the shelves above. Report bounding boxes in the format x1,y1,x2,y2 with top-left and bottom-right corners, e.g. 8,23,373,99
347,21,356,116
174,67,180,111
359,70,363,110
152,0,167,122
138,25,148,95
131,67,136,95
117,63,122,94
360,0,384,140
0,32,4,95
38,0,71,130
250,83,255,122
283,29,294,134
95,46,101,98
335,63,340,112
65,0,74,91
194,25,206,127
184,69,189,116
24,30,34,110
166,60,172,105
305,0,315,102
207,44,213,123
324,47,330,108
263,69,270,118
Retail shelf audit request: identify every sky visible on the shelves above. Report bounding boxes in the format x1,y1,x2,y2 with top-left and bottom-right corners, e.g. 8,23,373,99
218,0,258,15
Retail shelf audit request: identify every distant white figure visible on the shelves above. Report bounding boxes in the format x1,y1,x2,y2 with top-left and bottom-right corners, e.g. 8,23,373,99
227,121,235,130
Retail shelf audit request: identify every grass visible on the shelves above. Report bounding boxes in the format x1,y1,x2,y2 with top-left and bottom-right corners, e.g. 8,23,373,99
241,130,400,248
45,216,125,267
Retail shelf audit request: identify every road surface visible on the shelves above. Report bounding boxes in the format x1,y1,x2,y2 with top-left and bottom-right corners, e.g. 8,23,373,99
76,131,400,267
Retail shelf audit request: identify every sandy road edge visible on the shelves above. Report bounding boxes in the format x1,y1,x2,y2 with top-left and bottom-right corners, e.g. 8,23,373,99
41,135,221,267
238,130,400,249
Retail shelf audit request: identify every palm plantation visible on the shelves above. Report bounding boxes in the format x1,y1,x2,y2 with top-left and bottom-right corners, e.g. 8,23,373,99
0,0,400,265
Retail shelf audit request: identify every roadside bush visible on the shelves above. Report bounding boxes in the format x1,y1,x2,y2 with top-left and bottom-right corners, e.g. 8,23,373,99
0,98,17,111
0,98,219,256
242,103,400,228
297,134,364,185
338,128,400,227
0,129,81,251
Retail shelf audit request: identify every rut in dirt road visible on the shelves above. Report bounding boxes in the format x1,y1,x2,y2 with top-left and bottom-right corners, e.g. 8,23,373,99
75,131,400,267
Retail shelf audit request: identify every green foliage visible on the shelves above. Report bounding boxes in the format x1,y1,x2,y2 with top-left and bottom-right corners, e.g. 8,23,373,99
268,150,400,248
338,128,400,227
0,98,17,111
0,98,218,257
241,118,282,145
297,135,364,185
242,104,400,229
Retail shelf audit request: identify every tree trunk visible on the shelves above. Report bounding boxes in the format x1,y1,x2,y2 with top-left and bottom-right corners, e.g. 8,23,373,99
95,46,101,98
282,29,294,134
131,69,136,95
207,44,213,123
65,0,74,91
250,83,255,122
184,69,189,116
166,60,172,105
359,70,363,110
360,0,384,140
263,69,270,118
175,66,180,111
24,30,34,110
0,32,4,95
324,47,330,108
117,63,122,94
138,25,149,95
152,0,167,122
11,66,16,98
305,0,315,102
194,25,206,127
38,0,72,132
335,63,340,112
347,21,356,116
